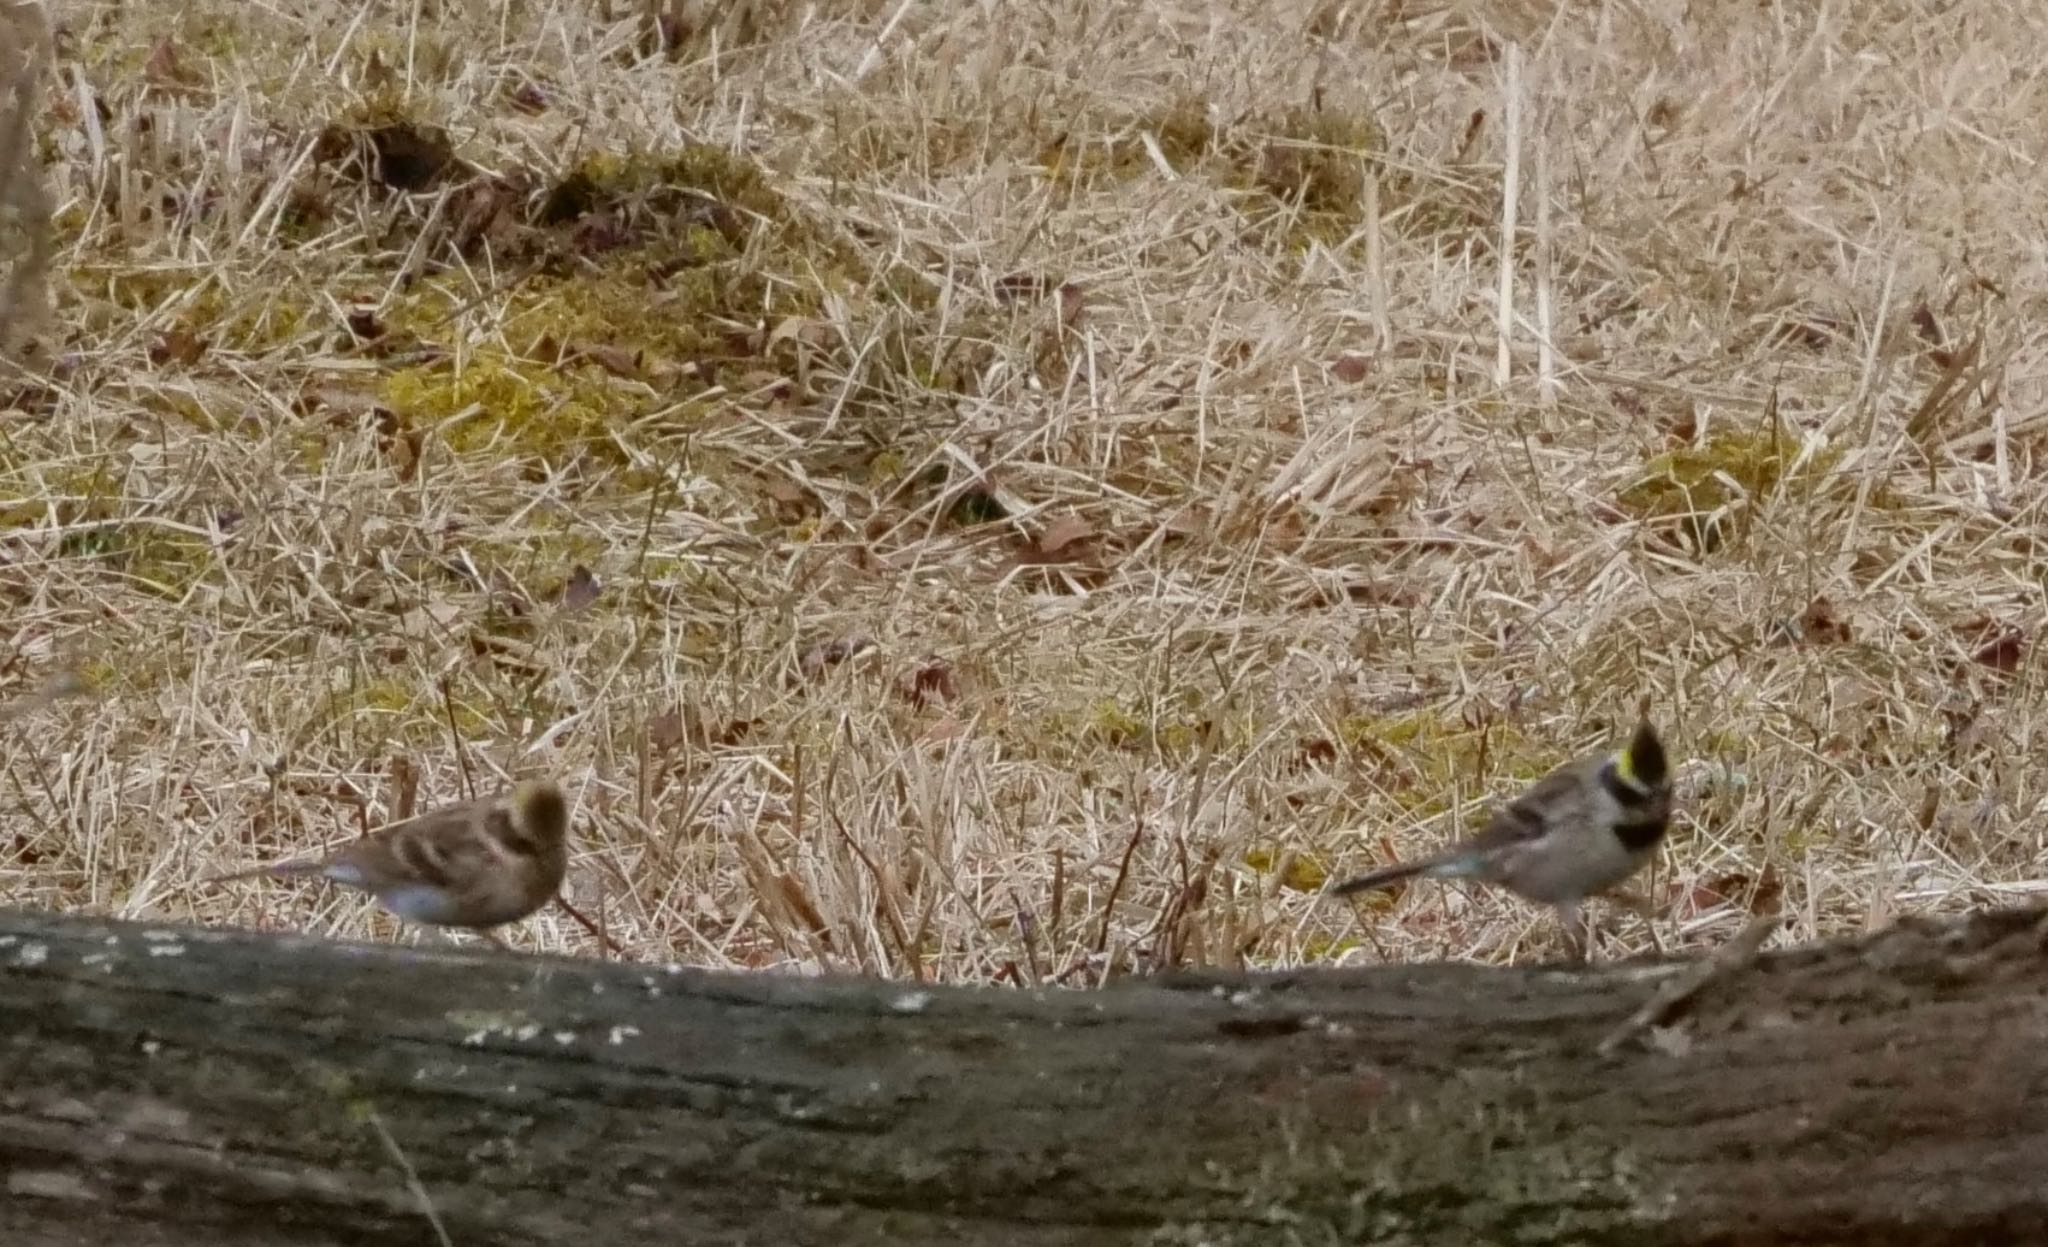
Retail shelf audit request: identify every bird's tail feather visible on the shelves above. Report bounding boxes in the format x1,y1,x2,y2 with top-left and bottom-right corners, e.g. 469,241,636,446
1326,859,1431,896
201,857,324,886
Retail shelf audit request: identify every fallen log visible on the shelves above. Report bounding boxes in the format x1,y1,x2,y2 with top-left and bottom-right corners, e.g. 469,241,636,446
2,904,2044,1245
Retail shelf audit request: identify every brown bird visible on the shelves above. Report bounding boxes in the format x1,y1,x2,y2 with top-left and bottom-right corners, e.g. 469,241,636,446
209,780,570,934
1326,720,1673,959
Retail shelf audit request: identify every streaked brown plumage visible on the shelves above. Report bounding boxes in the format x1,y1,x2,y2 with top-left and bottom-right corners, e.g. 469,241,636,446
208,780,570,932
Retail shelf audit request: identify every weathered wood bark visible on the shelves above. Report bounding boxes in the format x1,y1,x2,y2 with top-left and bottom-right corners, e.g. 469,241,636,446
3,905,2046,1245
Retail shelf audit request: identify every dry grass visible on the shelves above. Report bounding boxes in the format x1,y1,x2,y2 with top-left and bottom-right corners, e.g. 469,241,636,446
3,0,2046,983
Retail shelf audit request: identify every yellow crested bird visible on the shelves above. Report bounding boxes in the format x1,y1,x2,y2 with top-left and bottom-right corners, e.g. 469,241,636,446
1327,720,1673,958
209,780,570,935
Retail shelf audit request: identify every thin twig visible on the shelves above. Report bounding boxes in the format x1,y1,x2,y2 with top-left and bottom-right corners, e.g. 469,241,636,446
1094,788,1146,959
356,1100,455,1247
553,894,628,958
1597,915,1782,1058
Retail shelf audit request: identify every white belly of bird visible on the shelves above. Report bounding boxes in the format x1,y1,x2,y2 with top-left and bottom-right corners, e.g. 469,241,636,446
1494,834,1645,904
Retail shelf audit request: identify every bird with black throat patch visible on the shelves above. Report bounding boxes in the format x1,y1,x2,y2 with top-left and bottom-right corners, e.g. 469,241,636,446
1326,718,1673,961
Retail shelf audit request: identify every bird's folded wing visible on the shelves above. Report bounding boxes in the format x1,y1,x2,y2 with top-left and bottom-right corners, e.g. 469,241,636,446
1458,771,1578,852
342,810,502,892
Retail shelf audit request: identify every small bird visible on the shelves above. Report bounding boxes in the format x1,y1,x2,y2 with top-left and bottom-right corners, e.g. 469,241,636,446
209,779,571,937
1326,719,1672,960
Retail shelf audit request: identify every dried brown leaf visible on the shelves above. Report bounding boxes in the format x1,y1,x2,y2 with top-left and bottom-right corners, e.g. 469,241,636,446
770,870,833,946
763,476,811,509
716,718,760,747
1015,515,1100,568
1971,625,2025,674
921,716,971,744
365,122,456,192
1768,313,1842,351
1911,303,1944,348
1681,864,1784,916
373,406,422,482
398,598,465,638
1293,737,1338,770
1329,351,1373,383
561,564,601,613
149,328,208,368
579,343,642,379
648,709,687,752
143,36,201,89
485,567,533,617
1057,281,1086,329
509,80,551,113
345,307,386,343
799,635,876,682
766,316,835,351
898,658,959,709
1773,595,1851,646
994,272,1056,304
1160,508,1206,540
389,755,419,823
